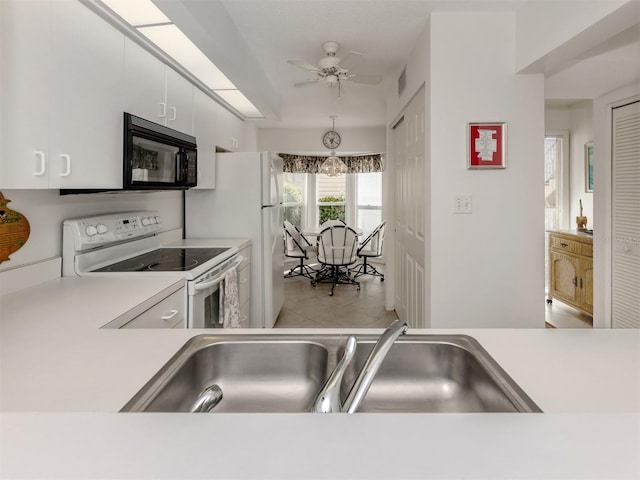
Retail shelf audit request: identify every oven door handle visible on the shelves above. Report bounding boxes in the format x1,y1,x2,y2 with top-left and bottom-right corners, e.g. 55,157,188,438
194,256,244,292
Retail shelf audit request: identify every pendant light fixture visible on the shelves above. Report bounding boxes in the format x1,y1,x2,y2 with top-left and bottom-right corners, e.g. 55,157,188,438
320,116,348,177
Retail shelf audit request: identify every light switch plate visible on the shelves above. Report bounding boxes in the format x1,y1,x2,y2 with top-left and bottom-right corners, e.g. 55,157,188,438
453,194,472,214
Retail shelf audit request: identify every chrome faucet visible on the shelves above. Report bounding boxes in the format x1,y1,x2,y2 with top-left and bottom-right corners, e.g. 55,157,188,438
311,319,408,414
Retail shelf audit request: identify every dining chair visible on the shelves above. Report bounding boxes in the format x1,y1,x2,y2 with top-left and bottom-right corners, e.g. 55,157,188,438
283,220,317,279
320,219,346,229
313,224,360,296
352,222,385,281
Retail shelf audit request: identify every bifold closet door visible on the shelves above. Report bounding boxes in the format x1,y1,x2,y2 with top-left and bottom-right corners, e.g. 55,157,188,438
612,100,640,328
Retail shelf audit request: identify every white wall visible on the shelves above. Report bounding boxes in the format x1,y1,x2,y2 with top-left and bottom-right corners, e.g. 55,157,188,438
385,22,431,315
545,101,595,227
568,101,595,226
515,0,630,72
428,12,545,328
0,190,184,271
256,127,385,154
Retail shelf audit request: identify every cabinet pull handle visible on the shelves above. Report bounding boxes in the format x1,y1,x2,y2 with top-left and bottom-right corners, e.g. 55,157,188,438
169,106,177,121
580,278,583,289
59,154,71,177
572,276,578,286
159,102,167,118
560,242,568,247
162,309,179,321
33,151,46,176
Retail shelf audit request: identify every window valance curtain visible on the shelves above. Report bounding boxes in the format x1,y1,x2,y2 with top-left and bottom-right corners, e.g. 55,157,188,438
278,153,383,174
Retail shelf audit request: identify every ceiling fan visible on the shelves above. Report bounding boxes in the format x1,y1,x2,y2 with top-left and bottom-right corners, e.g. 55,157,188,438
287,41,382,97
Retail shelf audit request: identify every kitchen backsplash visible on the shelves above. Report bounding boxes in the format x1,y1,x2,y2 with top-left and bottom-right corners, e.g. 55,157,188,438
0,189,184,272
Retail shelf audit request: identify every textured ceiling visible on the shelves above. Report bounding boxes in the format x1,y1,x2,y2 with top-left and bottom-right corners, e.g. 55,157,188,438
194,0,638,128
219,0,528,128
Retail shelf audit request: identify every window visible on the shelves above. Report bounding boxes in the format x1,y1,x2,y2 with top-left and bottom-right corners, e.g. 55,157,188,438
544,132,569,294
317,174,346,224
356,172,382,237
283,172,383,234
283,174,306,229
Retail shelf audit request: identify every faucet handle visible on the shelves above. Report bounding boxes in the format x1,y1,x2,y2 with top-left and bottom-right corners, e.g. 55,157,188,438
310,335,357,413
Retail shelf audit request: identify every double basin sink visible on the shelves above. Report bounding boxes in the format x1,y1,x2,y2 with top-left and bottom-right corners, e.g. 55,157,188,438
121,333,541,413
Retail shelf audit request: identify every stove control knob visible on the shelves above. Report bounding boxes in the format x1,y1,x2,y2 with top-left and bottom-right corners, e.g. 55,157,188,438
141,217,151,226
85,225,98,237
154,216,161,224
149,217,157,225
96,224,108,235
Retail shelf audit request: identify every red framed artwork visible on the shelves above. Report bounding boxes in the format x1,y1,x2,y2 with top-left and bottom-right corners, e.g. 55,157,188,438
468,122,506,169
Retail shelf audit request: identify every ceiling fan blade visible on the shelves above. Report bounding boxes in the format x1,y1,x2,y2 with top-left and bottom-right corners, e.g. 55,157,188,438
338,51,364,70
294,78,321,87
349,73,383,85
287,59,320,72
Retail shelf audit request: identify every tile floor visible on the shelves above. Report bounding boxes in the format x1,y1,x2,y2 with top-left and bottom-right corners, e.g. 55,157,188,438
276,262,592,329
275,264,397,329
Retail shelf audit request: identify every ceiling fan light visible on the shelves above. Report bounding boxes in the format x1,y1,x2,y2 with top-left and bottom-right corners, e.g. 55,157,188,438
326,74,339,86
320,151,348,177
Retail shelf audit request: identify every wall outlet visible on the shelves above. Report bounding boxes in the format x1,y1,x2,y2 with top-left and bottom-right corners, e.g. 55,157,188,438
454,194,473,214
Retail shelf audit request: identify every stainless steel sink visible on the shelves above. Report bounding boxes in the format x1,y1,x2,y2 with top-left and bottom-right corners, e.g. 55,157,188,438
122,334,541,413
338,336,540,412
122,336,329,412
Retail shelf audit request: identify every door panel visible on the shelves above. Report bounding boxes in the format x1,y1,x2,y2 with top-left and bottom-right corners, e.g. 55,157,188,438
392,87,426,327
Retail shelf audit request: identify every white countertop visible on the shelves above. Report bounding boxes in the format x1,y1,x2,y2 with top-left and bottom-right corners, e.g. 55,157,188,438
1,276,639,479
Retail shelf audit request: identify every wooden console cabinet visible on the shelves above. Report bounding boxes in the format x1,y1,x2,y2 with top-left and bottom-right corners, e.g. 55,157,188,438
548,230,593,315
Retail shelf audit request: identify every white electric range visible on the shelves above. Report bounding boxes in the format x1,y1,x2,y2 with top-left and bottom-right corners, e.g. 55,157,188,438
62,211,243,328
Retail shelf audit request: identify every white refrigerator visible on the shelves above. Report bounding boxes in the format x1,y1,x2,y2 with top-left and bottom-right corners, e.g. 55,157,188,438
185,152,284,328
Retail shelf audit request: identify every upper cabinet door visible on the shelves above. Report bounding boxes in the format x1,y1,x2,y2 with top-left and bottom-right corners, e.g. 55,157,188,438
165,67,194,135
0,0,51,188
123,38,167,126
192,88,216,189
48,0,124,188
215,103,243,151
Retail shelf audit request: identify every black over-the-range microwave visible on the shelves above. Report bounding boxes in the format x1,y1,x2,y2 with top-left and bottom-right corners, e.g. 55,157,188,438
60,113,197,194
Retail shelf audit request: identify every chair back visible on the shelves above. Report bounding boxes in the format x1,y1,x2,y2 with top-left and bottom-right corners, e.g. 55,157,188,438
358,222,385,257
284,220,307,256
320,219,345,229
317,224,359,266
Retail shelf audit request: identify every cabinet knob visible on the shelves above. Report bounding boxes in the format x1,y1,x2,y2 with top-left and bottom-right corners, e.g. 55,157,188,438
560,242,568,247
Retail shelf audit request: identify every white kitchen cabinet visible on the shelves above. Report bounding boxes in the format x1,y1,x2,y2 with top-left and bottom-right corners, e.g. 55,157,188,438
120,287,186,329
192,88,216,189
1,0,123,189
215,102,244,151
123,38,193,135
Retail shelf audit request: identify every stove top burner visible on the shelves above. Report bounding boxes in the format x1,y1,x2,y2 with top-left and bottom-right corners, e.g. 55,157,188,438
92,247,230,273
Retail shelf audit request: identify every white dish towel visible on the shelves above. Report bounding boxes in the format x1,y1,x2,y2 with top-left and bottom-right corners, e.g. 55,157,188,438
222,266,241,328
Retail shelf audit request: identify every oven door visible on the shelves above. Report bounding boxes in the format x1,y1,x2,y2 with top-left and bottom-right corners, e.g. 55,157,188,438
188,254,244,328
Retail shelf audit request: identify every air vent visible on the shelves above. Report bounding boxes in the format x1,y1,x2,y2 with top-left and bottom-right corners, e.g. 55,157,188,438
398,67,407,96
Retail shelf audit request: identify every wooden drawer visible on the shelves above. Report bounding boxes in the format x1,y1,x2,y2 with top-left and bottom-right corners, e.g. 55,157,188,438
549,233,592,257
550,235,583,255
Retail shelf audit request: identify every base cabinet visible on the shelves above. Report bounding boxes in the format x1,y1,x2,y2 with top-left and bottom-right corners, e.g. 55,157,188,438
548,231,593,315
120,287,186,329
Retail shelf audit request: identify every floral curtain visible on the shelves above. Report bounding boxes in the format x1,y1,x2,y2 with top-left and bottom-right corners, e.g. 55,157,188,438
278,153,383,174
